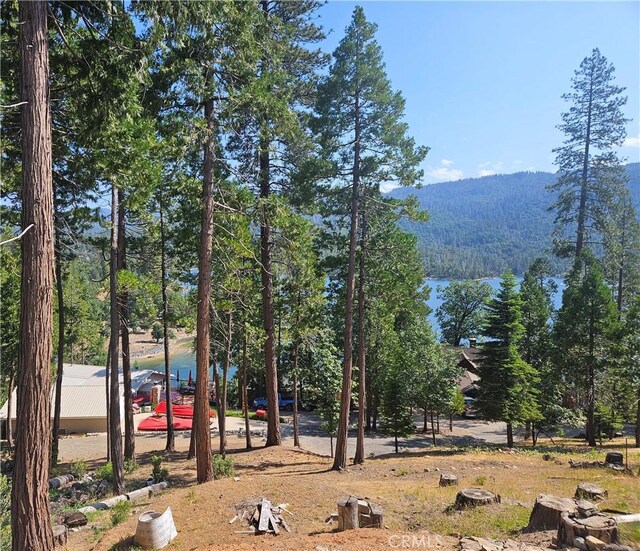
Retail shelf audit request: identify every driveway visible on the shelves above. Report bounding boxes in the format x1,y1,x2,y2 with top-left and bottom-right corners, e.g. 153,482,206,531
55,410,524,463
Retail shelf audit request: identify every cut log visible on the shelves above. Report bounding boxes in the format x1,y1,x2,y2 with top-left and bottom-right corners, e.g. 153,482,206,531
577,500,599,518
455,488,500,509
557,512,619,545
526,494,578,531
576,483,608,502
604,453,623,467
337,496,359,531
439,473,458,487
364,502,384,528
53,525,68,547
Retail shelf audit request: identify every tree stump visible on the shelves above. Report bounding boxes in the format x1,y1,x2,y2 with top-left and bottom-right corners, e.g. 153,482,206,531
53,525,68,547
337,497,359,531
525,494,578,531
557,512,619,545
455,488,500,509
604,453,623,467
576,500,599,518
439,473,458,487
575,483,608,502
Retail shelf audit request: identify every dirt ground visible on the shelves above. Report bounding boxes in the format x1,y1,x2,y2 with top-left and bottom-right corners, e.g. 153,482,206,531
60,438,640,551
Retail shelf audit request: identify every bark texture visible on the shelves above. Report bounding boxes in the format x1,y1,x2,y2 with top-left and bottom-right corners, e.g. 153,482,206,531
117,191,135,461
194,94,215,483
12,2,55,547
109,185,124,495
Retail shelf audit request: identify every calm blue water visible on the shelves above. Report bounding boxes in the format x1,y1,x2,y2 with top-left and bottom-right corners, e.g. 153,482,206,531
141,277,565,377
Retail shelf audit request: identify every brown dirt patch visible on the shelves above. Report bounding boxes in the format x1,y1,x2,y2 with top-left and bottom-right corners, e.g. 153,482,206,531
61,439,640,551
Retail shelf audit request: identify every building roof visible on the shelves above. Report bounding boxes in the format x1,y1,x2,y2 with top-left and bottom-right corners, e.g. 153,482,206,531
0,363,126,421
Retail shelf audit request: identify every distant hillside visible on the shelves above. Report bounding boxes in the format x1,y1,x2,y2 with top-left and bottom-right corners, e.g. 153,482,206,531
389,163,640,279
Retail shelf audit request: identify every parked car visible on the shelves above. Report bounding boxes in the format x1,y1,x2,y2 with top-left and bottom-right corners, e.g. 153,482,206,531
252,394,295,411
464,397,477,418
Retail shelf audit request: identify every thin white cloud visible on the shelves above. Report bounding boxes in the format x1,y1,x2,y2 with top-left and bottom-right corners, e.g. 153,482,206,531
380,182,399,193
623,134,640,148
477,161,503,177
441,159,454,166
478,169,497,177
428,166,464,181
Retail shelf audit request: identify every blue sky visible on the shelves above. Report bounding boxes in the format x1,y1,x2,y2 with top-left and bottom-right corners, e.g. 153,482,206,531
315,1,640,186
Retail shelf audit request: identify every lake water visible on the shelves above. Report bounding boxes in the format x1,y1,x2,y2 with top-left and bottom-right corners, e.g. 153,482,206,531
140,276,565,378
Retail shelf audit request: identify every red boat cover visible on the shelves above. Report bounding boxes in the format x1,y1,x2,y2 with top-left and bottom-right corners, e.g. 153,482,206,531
138,415,192,432
153,402,215,419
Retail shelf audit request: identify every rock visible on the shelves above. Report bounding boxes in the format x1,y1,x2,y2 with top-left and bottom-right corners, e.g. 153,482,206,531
602,545,636,551
460,537,483,551
574,537,588,550
63,511,87,528
586,536,606,551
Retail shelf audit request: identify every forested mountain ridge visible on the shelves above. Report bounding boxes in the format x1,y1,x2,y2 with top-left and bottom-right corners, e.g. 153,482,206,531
389,162,640,279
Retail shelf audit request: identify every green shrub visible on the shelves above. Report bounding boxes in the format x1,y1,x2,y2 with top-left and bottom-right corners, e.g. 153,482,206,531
0,475,11,548
110,500,132,526
124,458,138,474
94,462,113,482
151,455,169,483
70,459,87,479
474,476,487,486
211,454,234,480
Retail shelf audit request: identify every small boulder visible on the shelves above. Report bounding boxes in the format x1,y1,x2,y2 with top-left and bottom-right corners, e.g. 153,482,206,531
63,511,87,528
586,536,606,551
573,537,587,550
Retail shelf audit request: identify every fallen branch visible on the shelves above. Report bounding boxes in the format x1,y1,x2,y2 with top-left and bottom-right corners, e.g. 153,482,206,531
0,224,34,247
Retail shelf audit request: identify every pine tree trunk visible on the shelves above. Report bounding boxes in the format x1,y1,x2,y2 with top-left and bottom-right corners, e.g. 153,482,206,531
575,81,592,258
109,184,125,495
241,328,252,450
354,211,366,465
13,7,56,546
333,85,361,471
431,410,436,445
507,422,514,448
6,370,14,448
259,138,281,447
422,408,428,433
524,421,531,440
217,310,232,458
635,384,640,448
586,317,597,447
293,343,300,448
159,198,175,452
52,229,64,467
193,91,215,483
118,192,135,461
105,341,111,462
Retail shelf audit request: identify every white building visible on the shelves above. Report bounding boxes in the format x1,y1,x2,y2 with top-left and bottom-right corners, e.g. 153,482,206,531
0,364,167,436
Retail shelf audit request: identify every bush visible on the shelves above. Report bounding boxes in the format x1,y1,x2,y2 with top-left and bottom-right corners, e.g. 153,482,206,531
70,459,87,479
0,475,11,548
151,455,169,483
124,458,138,474
110,500,132,526
94,462,113,482
211,454,234,480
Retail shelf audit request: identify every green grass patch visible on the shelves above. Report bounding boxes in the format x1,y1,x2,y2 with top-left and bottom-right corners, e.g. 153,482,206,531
110,500,132,526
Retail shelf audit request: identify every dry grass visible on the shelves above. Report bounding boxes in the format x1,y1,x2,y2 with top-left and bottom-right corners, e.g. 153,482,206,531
59,437,640,551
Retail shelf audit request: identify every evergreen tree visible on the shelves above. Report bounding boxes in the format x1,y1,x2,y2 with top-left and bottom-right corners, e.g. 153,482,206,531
554,251,619,446
548,48,630,258
314,5,427,471
477,272,540,447
12,0,55,546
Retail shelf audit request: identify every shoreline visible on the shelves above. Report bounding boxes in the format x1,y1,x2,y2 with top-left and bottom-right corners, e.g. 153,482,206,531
126,336,194,368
